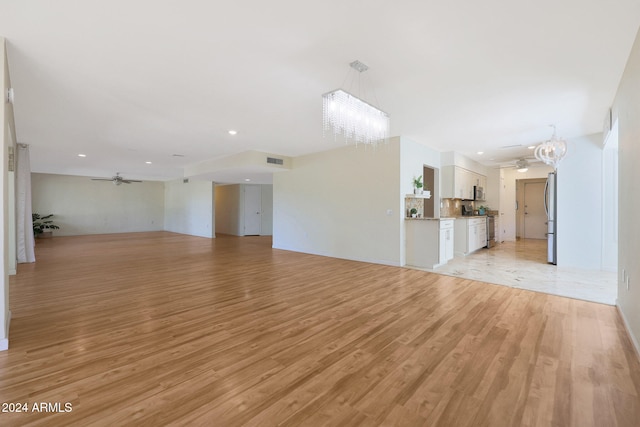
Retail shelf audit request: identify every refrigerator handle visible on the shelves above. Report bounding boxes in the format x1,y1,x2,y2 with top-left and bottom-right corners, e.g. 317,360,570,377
544,179,549,217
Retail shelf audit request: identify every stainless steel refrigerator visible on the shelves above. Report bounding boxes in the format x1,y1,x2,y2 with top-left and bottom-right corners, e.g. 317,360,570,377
544,172,557,264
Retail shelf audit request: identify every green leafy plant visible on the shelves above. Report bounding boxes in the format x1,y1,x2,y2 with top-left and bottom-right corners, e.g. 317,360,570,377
32,213,60,235
413,175,423,189
410,208,418,215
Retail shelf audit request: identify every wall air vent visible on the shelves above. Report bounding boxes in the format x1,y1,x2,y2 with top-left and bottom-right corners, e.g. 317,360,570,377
267,157,284,165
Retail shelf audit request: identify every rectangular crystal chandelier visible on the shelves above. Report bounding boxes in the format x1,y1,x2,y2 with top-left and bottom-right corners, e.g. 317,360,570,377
322,89,389,145
322,61,389,146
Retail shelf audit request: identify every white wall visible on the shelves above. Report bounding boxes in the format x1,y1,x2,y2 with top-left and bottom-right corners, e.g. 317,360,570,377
31,173,165,236
1,37,11,350
484,168,501,211
273,139,402,266
440,151,488,175
164,178,214,238
602,123,619,272
260,185,273,236
613,26,640,351
556,134,603,269
400,137,442,264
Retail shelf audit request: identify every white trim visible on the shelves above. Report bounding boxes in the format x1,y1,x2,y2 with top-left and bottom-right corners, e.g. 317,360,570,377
0,310,9,351
616,303,640,359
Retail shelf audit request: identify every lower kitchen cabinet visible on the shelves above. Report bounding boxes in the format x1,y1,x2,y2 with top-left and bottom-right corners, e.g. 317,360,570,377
454,217,487,256
439,219,454,264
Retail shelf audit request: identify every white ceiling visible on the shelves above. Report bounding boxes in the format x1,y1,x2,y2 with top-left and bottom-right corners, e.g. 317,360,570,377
2,1,639,184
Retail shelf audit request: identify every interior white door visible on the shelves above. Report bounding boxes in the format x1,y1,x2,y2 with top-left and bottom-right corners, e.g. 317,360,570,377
243,185,262,235
524,181,547,239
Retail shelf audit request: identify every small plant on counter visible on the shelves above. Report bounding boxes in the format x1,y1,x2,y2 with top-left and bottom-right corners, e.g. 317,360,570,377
32,213,60,237
413,175,423,194
409,208,418,218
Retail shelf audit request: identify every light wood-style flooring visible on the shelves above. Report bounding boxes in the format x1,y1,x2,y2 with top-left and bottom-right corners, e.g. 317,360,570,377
1,232,639,426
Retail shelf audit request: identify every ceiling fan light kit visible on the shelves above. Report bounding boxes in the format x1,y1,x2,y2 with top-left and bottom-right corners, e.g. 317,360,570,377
516,159,529,172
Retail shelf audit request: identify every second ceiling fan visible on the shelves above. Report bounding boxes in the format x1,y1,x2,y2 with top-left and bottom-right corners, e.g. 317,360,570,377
91,172,142,186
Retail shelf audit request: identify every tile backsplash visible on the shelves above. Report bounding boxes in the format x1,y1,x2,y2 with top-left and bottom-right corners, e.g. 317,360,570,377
441,198,473,217
405,197,424,217
440,199,498,217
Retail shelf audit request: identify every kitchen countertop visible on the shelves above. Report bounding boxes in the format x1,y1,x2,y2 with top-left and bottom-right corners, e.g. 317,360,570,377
405,217,456,221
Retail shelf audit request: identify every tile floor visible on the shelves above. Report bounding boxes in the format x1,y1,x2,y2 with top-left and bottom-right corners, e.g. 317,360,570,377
416,239,618,305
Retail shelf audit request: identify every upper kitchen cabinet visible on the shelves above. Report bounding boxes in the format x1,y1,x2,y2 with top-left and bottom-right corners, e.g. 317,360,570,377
441,166,486,200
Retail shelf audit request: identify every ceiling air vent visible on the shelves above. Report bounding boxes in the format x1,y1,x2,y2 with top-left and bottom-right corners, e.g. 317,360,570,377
183,178,189,183
267,157,284,165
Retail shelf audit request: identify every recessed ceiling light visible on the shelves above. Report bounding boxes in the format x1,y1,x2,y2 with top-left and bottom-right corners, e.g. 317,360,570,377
78,154,86,157
477,151,484,155
145,161,152,164
228,130,238,135
244,178,251,182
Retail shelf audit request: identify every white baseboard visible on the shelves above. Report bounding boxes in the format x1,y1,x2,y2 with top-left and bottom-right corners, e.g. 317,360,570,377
616,302,640,359
1,310,11,351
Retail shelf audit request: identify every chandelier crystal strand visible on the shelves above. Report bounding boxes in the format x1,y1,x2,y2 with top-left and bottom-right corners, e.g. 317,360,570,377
534,125,568,169
322,89,389,146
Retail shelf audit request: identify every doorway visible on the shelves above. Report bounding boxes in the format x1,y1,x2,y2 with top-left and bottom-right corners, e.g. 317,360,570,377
516,178,547,240
243,185,262,236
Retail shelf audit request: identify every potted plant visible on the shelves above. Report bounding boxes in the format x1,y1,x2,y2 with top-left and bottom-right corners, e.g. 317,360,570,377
413,175,423,194
409,208,418,218
478,205,487,215
32,213,60,238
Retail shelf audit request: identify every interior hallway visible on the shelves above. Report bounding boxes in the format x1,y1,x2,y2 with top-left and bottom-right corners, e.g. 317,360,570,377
430,239,617,305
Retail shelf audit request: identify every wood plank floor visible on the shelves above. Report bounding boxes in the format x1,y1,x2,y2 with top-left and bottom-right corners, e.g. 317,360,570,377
1,232,639,426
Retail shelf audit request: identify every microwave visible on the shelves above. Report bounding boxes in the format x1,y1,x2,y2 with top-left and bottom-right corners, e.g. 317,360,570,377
474,186,485,201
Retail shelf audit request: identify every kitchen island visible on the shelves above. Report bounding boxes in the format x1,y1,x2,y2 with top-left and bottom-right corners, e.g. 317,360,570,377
405,217,455,269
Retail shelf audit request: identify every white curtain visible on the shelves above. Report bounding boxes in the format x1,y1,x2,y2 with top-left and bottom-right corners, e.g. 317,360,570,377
16,144,35,263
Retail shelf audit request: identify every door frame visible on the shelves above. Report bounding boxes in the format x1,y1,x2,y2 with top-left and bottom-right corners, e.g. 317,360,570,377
515,178,547,239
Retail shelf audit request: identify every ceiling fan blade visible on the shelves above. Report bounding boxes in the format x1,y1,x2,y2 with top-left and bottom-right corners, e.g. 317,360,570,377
92,173,142,183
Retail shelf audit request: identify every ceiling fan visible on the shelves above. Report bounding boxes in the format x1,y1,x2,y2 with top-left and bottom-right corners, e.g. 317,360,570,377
91,172,142,185
498,156,541,172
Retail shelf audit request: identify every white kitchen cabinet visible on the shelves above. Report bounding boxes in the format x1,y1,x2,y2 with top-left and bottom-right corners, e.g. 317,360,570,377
454,217,487,256
477,221,487,248
439,219,454,264
441,166,486,200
